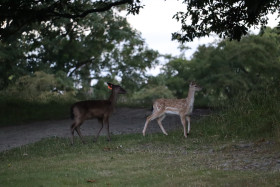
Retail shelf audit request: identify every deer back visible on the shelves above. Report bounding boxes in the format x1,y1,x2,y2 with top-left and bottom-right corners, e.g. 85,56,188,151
71,100,113,120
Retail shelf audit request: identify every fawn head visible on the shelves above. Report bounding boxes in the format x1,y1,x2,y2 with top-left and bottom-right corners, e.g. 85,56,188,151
107,82,127,94
189,81,202,91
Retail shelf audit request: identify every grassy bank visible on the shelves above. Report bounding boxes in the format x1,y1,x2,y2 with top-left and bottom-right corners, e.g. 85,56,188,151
0,98,73,126
1,89,279,186
0,133,279,187
196,89,280,141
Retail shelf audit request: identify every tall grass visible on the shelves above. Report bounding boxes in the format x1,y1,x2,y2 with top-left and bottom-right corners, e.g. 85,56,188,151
195,89,280,141
0,97,74,126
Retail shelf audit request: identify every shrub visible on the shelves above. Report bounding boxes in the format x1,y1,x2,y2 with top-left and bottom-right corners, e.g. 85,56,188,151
196,89,280,140
130,85,175,106
0,71,76,103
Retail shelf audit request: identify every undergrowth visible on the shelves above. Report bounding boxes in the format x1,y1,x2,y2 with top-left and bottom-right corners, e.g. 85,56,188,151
195,89,280,141
0,97,74,126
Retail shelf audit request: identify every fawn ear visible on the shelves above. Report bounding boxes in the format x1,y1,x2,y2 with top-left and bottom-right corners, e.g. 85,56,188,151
189,81,194,86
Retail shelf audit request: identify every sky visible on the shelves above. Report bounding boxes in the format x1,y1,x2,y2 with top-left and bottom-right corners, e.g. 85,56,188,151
125,0,280,60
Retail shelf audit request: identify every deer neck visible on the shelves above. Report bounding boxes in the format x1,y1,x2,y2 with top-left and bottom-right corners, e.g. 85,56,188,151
108,90,118,108
186,88,196,112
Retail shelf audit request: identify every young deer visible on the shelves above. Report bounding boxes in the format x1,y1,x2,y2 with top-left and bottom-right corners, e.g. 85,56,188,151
142,82,202,138
70,82,126,144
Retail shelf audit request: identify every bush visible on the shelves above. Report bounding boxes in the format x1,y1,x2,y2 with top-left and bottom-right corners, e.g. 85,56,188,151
195,89,280,141
130,85,175,106
0,71,76,103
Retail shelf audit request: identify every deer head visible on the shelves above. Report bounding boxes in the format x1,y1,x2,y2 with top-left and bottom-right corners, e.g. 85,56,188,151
189,81,202,91
107,82,127,94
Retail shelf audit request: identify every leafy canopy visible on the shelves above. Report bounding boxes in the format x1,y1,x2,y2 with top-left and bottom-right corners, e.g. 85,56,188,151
0,7,159,93
162,27,280,104
0,0,142,41
1,0,279,42
172,0,280,42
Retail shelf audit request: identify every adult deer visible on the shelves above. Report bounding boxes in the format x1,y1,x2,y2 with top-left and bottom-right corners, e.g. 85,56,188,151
70,82,126,144
142,82,202,138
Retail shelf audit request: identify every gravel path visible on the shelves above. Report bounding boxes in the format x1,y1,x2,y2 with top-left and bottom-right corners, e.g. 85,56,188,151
0,108,209,152
1,107,279,172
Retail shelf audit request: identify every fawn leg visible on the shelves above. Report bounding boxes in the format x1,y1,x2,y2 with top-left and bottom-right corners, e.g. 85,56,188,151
180,115,188,138
157,114,168,135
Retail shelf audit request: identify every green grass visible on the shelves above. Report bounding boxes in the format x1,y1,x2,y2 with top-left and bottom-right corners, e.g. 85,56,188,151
1,89,280,186
0,98,72,126
195,90,280,141
1,133,279,187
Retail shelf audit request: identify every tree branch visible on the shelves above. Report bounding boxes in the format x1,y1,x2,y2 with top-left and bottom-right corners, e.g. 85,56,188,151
0,0,141,41
68,58,95,77
52,0,134,19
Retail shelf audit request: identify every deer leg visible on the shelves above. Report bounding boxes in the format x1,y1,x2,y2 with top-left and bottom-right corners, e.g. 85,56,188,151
157,114,168,135
94,118,104,142
180,115,188,138
186,116,191,135
75,126,85,144
70,123,76,145
104,117,111,141
71,121,84,145
143,111,163,136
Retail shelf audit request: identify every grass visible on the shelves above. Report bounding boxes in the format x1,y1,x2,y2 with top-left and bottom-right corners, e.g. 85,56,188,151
195,90,280,141
0,98,73,126
1,89,280,186
0,133,279,187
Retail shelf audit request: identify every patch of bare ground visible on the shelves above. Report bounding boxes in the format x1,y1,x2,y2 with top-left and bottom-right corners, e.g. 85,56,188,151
199,139,280,172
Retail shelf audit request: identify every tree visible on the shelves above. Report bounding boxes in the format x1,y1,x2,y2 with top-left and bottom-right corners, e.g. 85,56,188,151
0,7,159,96
172,0,280,42
1,71,75,102
0,0,142,41
161,27,280,103
1,0,279,43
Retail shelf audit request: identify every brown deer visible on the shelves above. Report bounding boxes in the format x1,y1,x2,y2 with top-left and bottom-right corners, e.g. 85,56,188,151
70,82,126,144
142,82,202,138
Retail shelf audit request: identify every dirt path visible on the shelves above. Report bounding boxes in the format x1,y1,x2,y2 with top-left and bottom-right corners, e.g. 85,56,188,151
0,108,209,152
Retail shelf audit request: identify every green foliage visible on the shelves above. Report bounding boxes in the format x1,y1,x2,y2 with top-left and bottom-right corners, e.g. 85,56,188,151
0,8,159,94
195,89,280,140
0,71,76,125
172,0,280,42
0,0,143,41
0,71,75,103
0,98,73,125
162,27,280,106
131,85,175,106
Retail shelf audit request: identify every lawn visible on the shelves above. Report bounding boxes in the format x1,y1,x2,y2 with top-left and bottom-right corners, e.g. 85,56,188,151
1,90,280,186
1,132,279,187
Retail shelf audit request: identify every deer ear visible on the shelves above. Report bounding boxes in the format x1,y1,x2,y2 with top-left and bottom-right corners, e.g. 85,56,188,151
107,82,113,90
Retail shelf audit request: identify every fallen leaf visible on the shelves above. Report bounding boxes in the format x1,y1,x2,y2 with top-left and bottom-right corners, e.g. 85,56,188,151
257,138,265,143
87,179,96,183
104,147,111,151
